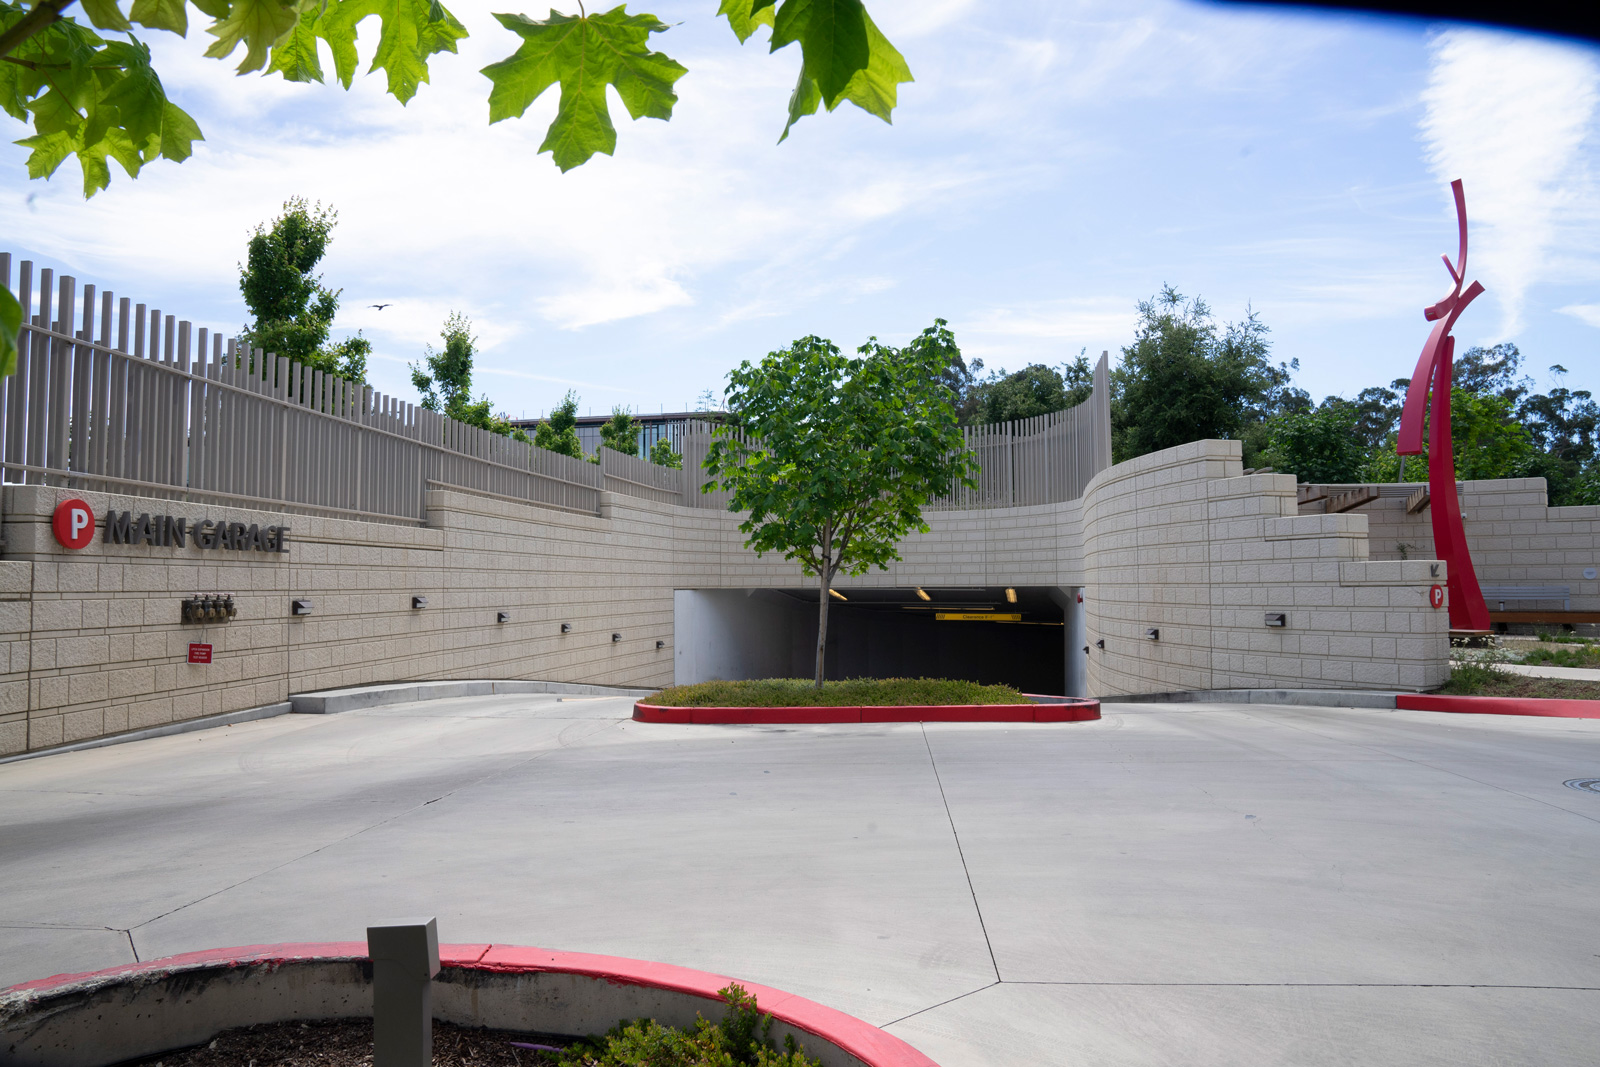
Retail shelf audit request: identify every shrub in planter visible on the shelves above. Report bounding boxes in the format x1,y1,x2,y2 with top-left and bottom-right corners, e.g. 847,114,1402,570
560,985,819,1067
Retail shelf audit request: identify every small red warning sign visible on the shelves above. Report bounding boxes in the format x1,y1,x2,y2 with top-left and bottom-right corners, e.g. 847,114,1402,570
188,643,213,664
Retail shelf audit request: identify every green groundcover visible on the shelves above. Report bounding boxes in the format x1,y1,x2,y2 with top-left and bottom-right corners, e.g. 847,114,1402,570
642,677,1031,708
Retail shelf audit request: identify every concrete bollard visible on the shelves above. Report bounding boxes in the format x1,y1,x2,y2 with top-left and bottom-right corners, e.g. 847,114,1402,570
367,918,441,1067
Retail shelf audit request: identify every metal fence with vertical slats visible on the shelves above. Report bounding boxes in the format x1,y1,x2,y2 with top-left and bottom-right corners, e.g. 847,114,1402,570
676,354,1113,512
1,256,1112,524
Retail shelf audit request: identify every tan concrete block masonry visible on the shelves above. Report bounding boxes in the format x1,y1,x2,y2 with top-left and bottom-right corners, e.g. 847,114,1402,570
1080,441,1448,696
1,439,1451,755
1298,479,1600,617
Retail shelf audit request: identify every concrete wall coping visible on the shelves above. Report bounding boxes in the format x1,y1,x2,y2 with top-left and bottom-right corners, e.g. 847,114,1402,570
1111,689,1403,709
289,679,655,715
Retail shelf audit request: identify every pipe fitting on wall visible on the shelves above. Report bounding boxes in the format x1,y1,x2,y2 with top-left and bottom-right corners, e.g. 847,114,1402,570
182,594,236,624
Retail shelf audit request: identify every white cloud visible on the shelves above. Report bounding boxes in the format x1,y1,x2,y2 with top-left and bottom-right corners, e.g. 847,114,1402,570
1419,28,1600,337
958,298,1135,366
1558,303,1600,329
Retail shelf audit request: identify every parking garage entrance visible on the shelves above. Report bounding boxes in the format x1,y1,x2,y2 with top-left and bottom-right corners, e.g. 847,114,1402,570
673,587,1078,696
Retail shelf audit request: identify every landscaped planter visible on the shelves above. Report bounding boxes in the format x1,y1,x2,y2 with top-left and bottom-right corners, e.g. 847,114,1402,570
0,944,936,1067
633,700,1100,724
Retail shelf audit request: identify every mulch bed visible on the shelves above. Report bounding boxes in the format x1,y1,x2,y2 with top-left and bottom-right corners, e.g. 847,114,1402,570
118,1019,567,1067
1442,675,1600,701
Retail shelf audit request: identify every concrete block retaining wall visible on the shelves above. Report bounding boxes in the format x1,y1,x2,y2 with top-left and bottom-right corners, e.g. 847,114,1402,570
0,439,1453,756
1300,479,1600,616
1082,441,1449,696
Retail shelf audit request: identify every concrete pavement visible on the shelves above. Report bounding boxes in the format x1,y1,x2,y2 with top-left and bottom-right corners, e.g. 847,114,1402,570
2,694,1598,1066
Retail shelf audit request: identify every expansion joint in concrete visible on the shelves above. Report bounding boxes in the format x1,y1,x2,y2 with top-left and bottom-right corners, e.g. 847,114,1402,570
879,979,999,1028
919,724,1000,984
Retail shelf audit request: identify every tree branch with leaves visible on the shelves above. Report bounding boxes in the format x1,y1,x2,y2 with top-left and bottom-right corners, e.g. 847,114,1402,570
0,0,912,195
704,328,976,688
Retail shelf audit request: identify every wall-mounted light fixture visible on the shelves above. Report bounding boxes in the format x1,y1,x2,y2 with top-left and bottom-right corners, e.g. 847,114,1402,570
560,622,572,634
412,596,428,610
1145,628,1160,641
497,612,510,624
656,640,665,649
612,632,622,643
914,587,931,601
1095,638,1105,650
1005,588,1018,604
1264,612,1287,628
291,599,313,616
829,589,847,601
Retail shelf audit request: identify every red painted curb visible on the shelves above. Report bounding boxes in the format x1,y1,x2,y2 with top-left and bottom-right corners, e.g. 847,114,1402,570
632,700,1101,724
1397,693,1600,719
2,943,939,1067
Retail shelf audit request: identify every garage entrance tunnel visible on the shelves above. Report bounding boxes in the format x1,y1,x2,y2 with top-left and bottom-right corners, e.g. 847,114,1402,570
674,587,1083,697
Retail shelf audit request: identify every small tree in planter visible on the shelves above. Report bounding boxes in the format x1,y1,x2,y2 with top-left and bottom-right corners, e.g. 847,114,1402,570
704,325,977,689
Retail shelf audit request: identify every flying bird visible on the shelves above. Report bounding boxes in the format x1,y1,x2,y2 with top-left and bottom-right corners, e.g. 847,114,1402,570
369,303,391,310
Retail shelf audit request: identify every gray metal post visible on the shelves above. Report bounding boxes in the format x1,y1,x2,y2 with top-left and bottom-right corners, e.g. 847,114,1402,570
368,918,440,1067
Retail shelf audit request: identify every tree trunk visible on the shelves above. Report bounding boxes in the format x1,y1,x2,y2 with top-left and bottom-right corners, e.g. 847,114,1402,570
815,567,831,689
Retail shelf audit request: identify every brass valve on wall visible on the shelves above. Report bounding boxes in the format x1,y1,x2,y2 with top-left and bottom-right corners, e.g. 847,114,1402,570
181,594,237,624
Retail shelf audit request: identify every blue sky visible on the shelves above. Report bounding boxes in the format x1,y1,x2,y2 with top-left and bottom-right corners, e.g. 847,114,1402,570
3,1,1597,420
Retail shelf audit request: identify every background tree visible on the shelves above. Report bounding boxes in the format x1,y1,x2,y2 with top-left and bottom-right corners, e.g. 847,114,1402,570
649,438,682,468
410,312,528,442
1110,286,1282,463
239,197,369,382
1260,402,1368,483
704,329,977,688
599,407,638,456
0,0,909,195
968,354,1095,425
533,390,584,459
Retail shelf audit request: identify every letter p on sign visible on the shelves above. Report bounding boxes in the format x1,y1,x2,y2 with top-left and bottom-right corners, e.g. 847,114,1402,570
53,499,96,549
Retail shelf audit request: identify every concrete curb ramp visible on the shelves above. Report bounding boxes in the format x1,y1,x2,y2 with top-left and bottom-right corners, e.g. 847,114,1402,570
290,680,653,715
0,943,935,1067
633,701,1102,724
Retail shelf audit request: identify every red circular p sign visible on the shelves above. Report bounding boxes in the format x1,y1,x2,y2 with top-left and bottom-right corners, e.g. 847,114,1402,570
1429,584,1445,609
53,498,95,549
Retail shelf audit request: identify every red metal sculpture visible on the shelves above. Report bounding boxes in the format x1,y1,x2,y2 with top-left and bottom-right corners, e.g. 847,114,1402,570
1396,179,1491,632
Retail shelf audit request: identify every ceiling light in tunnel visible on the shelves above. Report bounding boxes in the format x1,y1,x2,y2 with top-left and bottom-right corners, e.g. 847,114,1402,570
1005,588,1018,603
829,589,847,601
915,587,931,601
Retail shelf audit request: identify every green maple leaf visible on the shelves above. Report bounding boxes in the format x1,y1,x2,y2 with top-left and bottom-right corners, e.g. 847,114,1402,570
318,0,468,104
0,286,20,380
99,40,168,145
204,0,306,74
721,0,911,141
716,0,774,43
78,0,134,33
482,5,688,172
129,0,192,35
267,5,327,82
